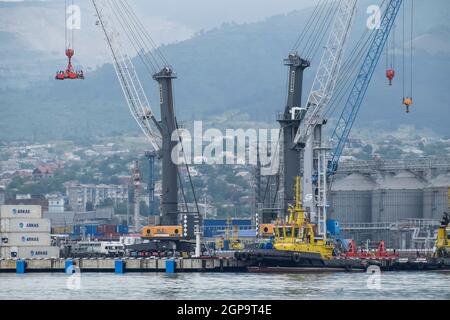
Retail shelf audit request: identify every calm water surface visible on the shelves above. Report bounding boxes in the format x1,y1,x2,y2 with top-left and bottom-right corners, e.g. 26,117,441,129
0,271,449,300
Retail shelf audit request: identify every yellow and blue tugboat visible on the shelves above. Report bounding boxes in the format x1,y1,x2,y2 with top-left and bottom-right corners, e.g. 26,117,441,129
235,177,345,269
272,176,335,260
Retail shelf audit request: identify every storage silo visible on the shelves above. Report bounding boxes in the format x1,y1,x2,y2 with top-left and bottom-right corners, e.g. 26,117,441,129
423,172,450,220
371,170,425,223
329,173,377,224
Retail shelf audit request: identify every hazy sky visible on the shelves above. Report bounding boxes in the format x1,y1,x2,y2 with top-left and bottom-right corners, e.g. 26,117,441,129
131,0,317,30
0,0,317,30
0,0,317,68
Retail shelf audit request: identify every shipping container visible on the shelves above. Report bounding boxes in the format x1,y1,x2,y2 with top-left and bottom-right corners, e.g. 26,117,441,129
1,218,51,233
73,225,81,235
0,205,42,219
85,225,99,236
117,225,129,234
98,224,117,234
0,232,51,247
51,226,73,234
0,246,60,259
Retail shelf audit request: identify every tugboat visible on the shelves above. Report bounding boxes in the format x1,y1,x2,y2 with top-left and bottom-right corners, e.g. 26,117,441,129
271,176,334,260
235,177,363,271
434,212,450,258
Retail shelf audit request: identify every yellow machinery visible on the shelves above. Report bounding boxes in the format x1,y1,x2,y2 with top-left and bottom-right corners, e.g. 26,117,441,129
434,188,450,258
216,217,244,250
259,224,274,238
272,176,334,260
230,222,244,250
141,226,183,238
51,226,73,234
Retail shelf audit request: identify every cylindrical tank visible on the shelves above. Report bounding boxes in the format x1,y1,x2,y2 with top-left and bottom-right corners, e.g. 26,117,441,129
330,173,377,224
371,170,425,223
423,172,450,220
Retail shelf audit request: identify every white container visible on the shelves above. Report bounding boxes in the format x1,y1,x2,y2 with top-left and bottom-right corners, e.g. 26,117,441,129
0,246,60,259
0,218,51,233
0,205,42,219
1,232,51,246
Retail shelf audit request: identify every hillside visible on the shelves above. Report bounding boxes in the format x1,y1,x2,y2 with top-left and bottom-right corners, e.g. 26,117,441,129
0,0,449,141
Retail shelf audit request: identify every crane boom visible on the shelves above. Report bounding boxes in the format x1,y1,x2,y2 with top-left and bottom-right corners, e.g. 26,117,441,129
294,0,358,146
92,0,162,152
328,0,403,174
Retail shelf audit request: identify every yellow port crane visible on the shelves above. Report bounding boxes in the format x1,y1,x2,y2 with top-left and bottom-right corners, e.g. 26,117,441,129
273,176,334,259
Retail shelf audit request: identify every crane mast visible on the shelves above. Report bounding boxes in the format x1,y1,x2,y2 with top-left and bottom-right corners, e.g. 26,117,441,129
153,67,180,225
93,0,180,227
277,54,310,218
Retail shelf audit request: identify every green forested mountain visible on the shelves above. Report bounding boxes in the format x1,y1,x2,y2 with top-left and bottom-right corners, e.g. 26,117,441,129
1,0,449,141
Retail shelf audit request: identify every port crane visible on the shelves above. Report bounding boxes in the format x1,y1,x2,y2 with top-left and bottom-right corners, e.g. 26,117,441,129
298,0,405,239
290,0,358,237
262,0,406,245
262,0,358,226
92,0,199,231
328,0,404,175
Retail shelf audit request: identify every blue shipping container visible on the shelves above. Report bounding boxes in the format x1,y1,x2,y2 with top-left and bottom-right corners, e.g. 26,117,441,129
85,225,99,236
73,226,81,235
117,225,129,234
232,219,252,226
203,219,227,227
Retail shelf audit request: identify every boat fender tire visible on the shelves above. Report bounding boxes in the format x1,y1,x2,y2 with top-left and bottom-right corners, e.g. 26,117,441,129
292,253,302,264
345,264,353,272
240,252,249,262
234,252,241,260
256,252,264,262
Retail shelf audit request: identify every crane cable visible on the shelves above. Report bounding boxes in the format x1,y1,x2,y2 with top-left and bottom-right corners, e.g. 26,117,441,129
120,0,169,67
116,0,169,68
65,0,75,50
324,0,390,121
109,0,158,73
402,0,413,107
108,0,160,74
402,1,405,99
305,0,340,62
410,0,414,99
291,0,339,63
291,0,327,53
385,22,396,72
106,0,170,75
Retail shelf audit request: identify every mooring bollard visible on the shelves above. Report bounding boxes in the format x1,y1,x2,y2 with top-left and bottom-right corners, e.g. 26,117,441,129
166,259,175,273
65,260,74,274
16,260,26,274
115,260,125,274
